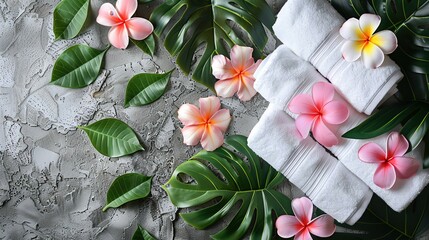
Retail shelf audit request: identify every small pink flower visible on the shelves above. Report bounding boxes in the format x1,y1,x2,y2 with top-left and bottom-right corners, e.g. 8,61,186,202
276,197,336,240
178,96,231,151
212,45,262,101
288,82,349,147
96,0,154,49
358,132,420,189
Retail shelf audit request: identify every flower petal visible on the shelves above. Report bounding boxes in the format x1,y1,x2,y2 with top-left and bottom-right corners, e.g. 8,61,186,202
371,30,398,54
200,125,224,151
230,45,254,71
358,142,386,163
339,18,367,40
126,17,153,40
308,215,336,238
178,103,204,126
108,24,129,49
374,162,397,189
244,59,262,75
289,94,317,114
116,0,137,20
390,156,420,179
291,197,313,225
276,215,303,239
312,82,335,110
96,3,123,27
212,55,236,80
362,42,385,69
386,132,409,158
181,125,204,146
321,100,349,125
312,118,338,147
359,14,381,37
341,40,365,62
237,75,257,101
215,78,240,98
295,114,317,139
209,109,231,133
199,96,221,120
294,228,313,240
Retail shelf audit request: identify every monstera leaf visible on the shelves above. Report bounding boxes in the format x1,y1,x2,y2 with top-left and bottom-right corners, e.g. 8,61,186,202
150,0,275,90
332,0,429,153
330,186,429,239
163,135,292,240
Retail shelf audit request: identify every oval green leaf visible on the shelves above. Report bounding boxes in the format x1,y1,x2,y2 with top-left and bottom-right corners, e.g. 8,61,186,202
51,44,108,88
163,135,292,240
150,0,275,90
79,118,144,157
401,105,429,151
53,0,90,40
124,70,173,108
103,173,152,211
131,35,156,56
342,103,419,139
132,225,157,240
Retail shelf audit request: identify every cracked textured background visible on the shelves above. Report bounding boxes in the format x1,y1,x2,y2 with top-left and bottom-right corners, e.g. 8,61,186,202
0,0,289,239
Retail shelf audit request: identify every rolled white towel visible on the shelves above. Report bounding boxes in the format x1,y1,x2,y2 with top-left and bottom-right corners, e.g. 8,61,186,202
248,104,372,224
272,0,403,115
254,46,429,212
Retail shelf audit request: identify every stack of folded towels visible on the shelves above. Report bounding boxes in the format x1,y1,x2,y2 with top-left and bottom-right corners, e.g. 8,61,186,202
248,0,429,225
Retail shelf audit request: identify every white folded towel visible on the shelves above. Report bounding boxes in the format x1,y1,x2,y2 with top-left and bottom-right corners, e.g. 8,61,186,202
248,104,372,224
272,0,403,115
254,46,429,211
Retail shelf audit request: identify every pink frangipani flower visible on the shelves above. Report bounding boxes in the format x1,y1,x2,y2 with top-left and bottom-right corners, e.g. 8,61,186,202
178,96,231,151
212,45,262,101
358,132,420,189
339,13,398,69
288,82,349,147
276,197,336,240
96,0,153,49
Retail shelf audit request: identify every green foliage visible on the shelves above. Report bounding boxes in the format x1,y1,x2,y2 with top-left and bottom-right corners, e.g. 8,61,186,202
51,44,108,88
150,0,275,90
330,186,429,239
131,34,156,57
79,118,144,157
124,70,172,108
163,135,292,240
132,225,157,240
53,0,90,40
103,173,152,211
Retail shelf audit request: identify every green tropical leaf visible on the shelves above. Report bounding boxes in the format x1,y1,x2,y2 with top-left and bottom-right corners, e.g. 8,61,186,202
150,0,275,90
331,186,429,239
331,0,429,102
132,225,157,240
79,118,144,157
124,70,172,108
51,44,108,88
103,173,152,211
342,103,419,139
163,135,292,240
401,105,429,150
53,0,90,40
138,0,154,3
131,35,156,57
424,134,429,168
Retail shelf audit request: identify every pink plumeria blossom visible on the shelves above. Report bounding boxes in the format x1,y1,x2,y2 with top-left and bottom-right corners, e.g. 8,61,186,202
96,0,153,49
339,13,398,69
212,45,262,101
178,96,231,151
276,197,336,240
288,82,349,147
358,132,420,189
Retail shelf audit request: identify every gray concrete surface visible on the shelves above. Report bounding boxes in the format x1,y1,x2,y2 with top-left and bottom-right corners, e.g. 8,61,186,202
0,0,287,239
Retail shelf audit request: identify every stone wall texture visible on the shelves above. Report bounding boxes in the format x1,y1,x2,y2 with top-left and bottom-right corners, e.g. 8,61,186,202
0,0,288,239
